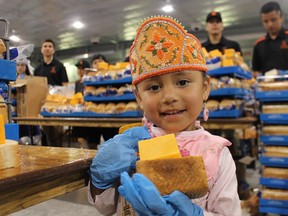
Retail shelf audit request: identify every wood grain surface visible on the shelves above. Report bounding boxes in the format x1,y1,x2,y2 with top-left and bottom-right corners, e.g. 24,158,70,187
0,145,96,215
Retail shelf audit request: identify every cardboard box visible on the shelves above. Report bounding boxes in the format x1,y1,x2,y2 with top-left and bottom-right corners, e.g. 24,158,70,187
13,76,48,117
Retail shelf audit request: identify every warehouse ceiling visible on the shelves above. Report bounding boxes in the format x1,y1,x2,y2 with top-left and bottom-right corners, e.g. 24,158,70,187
0,0,288,55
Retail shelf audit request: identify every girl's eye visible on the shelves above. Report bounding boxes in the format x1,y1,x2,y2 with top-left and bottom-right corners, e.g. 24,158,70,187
147,85,160,91
177,80,190,86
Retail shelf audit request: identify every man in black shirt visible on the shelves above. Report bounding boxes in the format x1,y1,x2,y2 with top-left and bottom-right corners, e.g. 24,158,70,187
34,39,68,85
34,39,68,147
252,2,288,76
202,11,242,54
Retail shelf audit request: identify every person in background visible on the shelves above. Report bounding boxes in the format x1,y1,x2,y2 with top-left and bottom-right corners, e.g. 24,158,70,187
34,39,68,147
75,59,90,93
72,59,100,149
203,11,246,197
202,11,242,54
252,1,288,77
16,57,40,143
90,54,118,142
34,38,68,86
88,16,241,216
16,58,31,78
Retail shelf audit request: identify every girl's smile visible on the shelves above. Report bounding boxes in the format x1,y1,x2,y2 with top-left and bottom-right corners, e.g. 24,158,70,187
135,70,210,133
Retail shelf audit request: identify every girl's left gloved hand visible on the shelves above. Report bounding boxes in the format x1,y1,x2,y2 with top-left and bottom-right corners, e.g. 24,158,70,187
118,172,203,216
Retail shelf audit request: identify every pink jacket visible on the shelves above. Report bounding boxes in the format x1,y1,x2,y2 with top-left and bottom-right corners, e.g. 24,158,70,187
88,124,242,216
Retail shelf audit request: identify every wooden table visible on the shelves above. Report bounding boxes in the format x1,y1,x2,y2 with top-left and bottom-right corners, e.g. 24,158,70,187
13,116,258,129
0,145,96,215
13,117,142,128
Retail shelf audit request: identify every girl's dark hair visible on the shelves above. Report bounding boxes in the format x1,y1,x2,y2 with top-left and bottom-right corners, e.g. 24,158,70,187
91,54,108,64
25,65,31,75
261,2,282,15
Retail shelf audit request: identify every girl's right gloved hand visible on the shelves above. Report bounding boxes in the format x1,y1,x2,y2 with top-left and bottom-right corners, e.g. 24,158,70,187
119,172,203,216
89,126,150,189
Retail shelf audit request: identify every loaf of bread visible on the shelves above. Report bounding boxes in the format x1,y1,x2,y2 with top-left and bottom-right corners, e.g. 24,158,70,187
136,156,208,199
261,188,288,200
125,102,138,111
0,140,20,170
262,167,288,179
206,100,219,111
264,146,288,157
115,102,126,113
0,39,6,55
258,81,288,91
262,104,288,114
262,126,288,135
105,103,116,113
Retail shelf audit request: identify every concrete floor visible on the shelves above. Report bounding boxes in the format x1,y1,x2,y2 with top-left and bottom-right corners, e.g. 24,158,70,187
9,187,104,216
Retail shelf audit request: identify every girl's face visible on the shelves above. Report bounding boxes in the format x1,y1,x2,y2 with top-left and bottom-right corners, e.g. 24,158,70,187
135,71,210,133
17,63,26,74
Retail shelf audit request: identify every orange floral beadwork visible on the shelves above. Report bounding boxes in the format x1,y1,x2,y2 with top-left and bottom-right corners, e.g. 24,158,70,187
130,16,207,85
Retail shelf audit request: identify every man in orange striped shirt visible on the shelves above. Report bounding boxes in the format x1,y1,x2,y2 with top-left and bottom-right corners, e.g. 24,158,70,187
252,2,288,77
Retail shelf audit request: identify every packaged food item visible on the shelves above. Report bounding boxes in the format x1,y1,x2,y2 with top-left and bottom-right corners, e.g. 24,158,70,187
136,134,208,198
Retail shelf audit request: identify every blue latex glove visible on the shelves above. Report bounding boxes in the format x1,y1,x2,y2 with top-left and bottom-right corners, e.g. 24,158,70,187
118,172,176,216
119,172,203,216
164,191,203,216
90,126,150,189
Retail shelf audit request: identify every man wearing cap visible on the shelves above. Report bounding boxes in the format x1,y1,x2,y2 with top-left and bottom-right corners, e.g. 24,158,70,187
72,59,100,149
202,11,242,54
75,59,90,93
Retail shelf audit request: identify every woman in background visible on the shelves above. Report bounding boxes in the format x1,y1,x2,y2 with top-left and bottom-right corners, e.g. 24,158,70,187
16,58,31,78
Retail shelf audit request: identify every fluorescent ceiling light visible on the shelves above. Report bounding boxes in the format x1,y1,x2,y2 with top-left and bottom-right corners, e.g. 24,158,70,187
162,5,174,13
73,21,84,29
9,35,20,42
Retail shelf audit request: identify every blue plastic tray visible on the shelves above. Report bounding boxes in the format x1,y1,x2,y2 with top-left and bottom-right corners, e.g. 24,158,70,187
260,206,288,215
260,114,288,124
40,110,143,118
260,135,288,146
260,177,288,189
255,90,288,101
260,156,288,167
0,59,17,81
260,198,288,208
84,76,132,86
199,109,243,118
209,88,251,98
207,66,252,79
0,83,16,92
84,93,136,102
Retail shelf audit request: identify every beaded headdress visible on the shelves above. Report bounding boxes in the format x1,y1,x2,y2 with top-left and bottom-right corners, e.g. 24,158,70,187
130,16,207,85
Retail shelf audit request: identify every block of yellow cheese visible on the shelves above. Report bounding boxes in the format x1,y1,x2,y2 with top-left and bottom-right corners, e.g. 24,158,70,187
138,134,181,161
224,48,236,58
0,115,20,170
209,49,222,58
0,139,20,170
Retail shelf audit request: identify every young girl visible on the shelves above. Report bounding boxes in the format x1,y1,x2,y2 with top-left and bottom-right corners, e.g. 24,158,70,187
89,16,241,216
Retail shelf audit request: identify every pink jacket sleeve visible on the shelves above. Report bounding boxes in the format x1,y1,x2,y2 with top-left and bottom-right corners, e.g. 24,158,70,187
204,147,242,216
